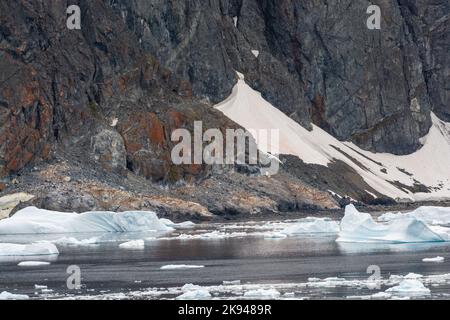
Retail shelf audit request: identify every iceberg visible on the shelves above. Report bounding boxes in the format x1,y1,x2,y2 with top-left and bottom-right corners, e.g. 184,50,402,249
0,242,59,256
379,206,450,226
337,205,447,243
281,218,339,235
0,207,173,234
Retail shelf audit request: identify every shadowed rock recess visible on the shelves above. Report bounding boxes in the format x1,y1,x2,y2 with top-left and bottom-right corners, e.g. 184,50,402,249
0,0,448,218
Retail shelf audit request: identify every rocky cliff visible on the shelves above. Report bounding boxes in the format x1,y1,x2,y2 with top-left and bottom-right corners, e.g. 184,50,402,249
0,0,449,217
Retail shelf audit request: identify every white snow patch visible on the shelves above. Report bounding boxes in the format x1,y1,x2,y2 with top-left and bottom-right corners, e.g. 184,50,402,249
18,261,51,267
0,193,34,220
119,240,145,250
251,50,260,58
110,118,118,127
0,243,59,256
337,205,448,243
422,256,445,263
233,16,238,27
0,207,173,234
214,78,450,201
160,264,205,270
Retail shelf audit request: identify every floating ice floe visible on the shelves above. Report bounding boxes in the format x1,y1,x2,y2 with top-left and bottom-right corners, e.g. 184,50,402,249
119,240,145,250
160,264,205,270
281,218,339,235
18,261,51,267
337,205,448,243
0,291,29,300
223,280,241,286
50,237,100,246
162,231,248,241
243,289,281,299
379,206,450,226
0,243,59,256
176,289,211,300
385,279,431,297
422,256,445,263
0,207,174,234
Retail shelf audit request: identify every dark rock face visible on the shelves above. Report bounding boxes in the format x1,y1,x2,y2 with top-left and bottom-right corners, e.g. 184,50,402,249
113,0,448,154
0,0,448,181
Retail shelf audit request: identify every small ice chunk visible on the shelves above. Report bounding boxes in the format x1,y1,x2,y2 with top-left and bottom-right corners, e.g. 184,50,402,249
18,261,51,267
422,256,445,263
119,240,145,250
0,291,29,300
160,264,205,270
181,283,203,292
34,285,47,290
176,289,211,300
371,292,392,299
385,279,430,296
243,288,281,299
223,280,241,285
52,237,99,246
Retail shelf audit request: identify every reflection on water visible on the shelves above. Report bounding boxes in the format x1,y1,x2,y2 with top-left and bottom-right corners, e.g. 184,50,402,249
337,241,450,255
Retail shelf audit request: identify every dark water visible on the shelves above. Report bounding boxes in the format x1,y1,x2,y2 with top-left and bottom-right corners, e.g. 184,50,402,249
1,228,450,299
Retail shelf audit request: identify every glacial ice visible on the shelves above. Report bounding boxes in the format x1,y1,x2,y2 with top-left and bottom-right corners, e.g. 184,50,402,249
0,242,59,256
337,205,448,243
379,206,450,226
0,207,174,234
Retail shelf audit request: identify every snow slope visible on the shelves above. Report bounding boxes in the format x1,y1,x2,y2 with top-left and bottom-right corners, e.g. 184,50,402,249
0,207,174,235
215,73,450,201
